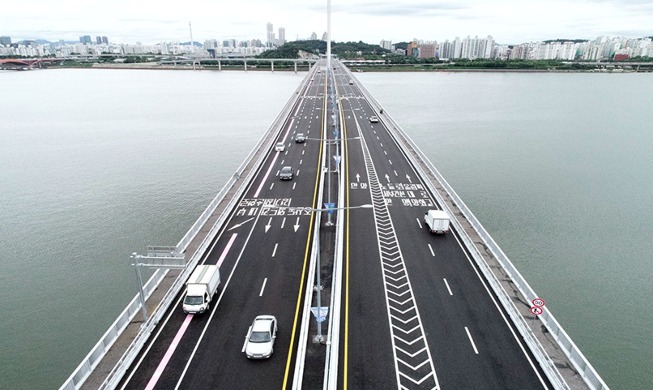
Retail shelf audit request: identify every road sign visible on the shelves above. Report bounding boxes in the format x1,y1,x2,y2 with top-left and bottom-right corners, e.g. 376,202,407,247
324,203,335,214
311,307,329,323
530,306,543,316
531,297,546,307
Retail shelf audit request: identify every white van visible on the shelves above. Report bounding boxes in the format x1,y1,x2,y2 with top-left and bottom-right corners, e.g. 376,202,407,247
424,210,450,234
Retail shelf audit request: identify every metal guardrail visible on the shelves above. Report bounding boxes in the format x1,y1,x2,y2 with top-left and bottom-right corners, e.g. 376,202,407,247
59,269,167,390
60,76,308,390
354,76,608,390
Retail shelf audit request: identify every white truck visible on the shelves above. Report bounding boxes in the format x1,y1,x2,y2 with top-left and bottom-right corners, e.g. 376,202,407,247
182,265,221,314
424,209,451,234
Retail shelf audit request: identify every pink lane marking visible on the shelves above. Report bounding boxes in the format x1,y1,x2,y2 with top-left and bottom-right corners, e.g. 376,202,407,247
144,233,237,389
253,144,281,198
217,233,238,268
145,314,193,390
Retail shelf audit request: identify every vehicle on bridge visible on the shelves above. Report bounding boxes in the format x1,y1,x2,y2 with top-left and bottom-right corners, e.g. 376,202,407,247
424,209,451,234
182,265,221,314
295,133,306,143
274,142,285,152
244,315,278,359
369,115,379,123
279,166,294,180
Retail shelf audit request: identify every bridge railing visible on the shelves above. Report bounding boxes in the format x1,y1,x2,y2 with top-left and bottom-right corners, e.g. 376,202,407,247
354,76,608,390
60,73,309,390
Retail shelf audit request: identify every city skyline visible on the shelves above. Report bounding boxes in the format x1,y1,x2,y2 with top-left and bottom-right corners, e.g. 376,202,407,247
2,0,652,46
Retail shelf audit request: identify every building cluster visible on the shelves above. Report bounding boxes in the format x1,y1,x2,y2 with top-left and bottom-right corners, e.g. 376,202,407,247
0,22,332,59
2,29,652,61
384,35,653,61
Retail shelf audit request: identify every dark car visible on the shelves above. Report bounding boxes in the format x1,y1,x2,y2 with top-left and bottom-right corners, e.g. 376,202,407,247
279,166,294,180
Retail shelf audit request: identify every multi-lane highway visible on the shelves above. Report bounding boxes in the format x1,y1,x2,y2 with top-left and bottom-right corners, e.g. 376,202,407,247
335,68,550,389
115,60,553,389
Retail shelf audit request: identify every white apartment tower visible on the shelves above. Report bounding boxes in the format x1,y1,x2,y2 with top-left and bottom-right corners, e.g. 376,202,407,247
277,27,286,46
266,23,275,47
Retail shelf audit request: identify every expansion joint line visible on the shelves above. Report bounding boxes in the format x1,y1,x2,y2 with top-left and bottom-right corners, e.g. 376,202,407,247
359,132,440,390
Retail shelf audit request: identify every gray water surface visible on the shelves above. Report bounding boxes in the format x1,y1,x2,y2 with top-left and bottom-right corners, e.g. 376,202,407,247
1,69,651,389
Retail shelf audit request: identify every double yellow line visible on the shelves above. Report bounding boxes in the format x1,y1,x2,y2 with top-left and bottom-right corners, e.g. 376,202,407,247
281,67,327,389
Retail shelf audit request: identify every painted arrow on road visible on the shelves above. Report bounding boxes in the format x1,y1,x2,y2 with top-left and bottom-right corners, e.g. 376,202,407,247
406,174,412,183
294,217,301,232
229,217,255,231
265,217,272,233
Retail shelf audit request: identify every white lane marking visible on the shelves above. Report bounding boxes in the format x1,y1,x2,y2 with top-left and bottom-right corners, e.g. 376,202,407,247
241,326,252,352
380,142,383,147
145,232,238,389
416,218,422,228
296,169,300,176
292,182,297,190
428,244,435,257
281,217,286,229
228,219,254,232
272,243,278,257
269,183,274,191
465,327,479,354
389,159,393,165
281,159,285,165
384,150,387,155
394,170,398,176
443,278,453,296
259,278,268,297
450,231,549,387
300,159,303,165
302,150,305,155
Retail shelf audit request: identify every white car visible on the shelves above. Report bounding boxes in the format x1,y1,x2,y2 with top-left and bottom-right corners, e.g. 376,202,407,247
369,116,379,123
244,315,277,359
274,142,285,152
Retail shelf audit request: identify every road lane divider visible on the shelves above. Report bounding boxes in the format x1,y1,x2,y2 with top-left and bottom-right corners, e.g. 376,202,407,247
465,327,479,354
443,278,453,295
143,232,237,390
259,278,268,297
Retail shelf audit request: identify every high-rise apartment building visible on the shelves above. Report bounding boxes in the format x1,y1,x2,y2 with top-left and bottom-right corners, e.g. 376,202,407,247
380,39,392,50
79,35,92,44
266,23,275,47
277,27,286,46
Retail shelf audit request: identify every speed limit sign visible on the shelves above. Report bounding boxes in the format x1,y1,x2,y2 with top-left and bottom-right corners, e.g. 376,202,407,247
532,297,546,307
530,306,543,316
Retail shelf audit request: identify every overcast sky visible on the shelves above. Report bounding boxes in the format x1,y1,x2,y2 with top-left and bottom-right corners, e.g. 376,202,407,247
3,0,652,45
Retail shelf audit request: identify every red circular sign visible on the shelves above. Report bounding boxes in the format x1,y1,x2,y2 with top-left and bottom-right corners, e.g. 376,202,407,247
530,306,543,316
531,298,546,307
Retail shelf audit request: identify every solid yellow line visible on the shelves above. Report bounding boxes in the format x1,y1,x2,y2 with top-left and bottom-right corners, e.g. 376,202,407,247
281,67,326,389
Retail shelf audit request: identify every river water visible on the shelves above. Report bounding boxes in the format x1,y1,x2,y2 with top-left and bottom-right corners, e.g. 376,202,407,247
1,68,651,389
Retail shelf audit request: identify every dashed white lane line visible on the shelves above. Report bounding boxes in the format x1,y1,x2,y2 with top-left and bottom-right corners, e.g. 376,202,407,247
269,183,274,191
443,278,453,296
428,244,435,256
281,217,286,229
272,243,279,257
259,278,268,297
465,327,479,354
416,218,422,228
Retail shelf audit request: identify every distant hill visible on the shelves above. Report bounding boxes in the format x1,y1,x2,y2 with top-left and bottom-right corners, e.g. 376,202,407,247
258,40,389,59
